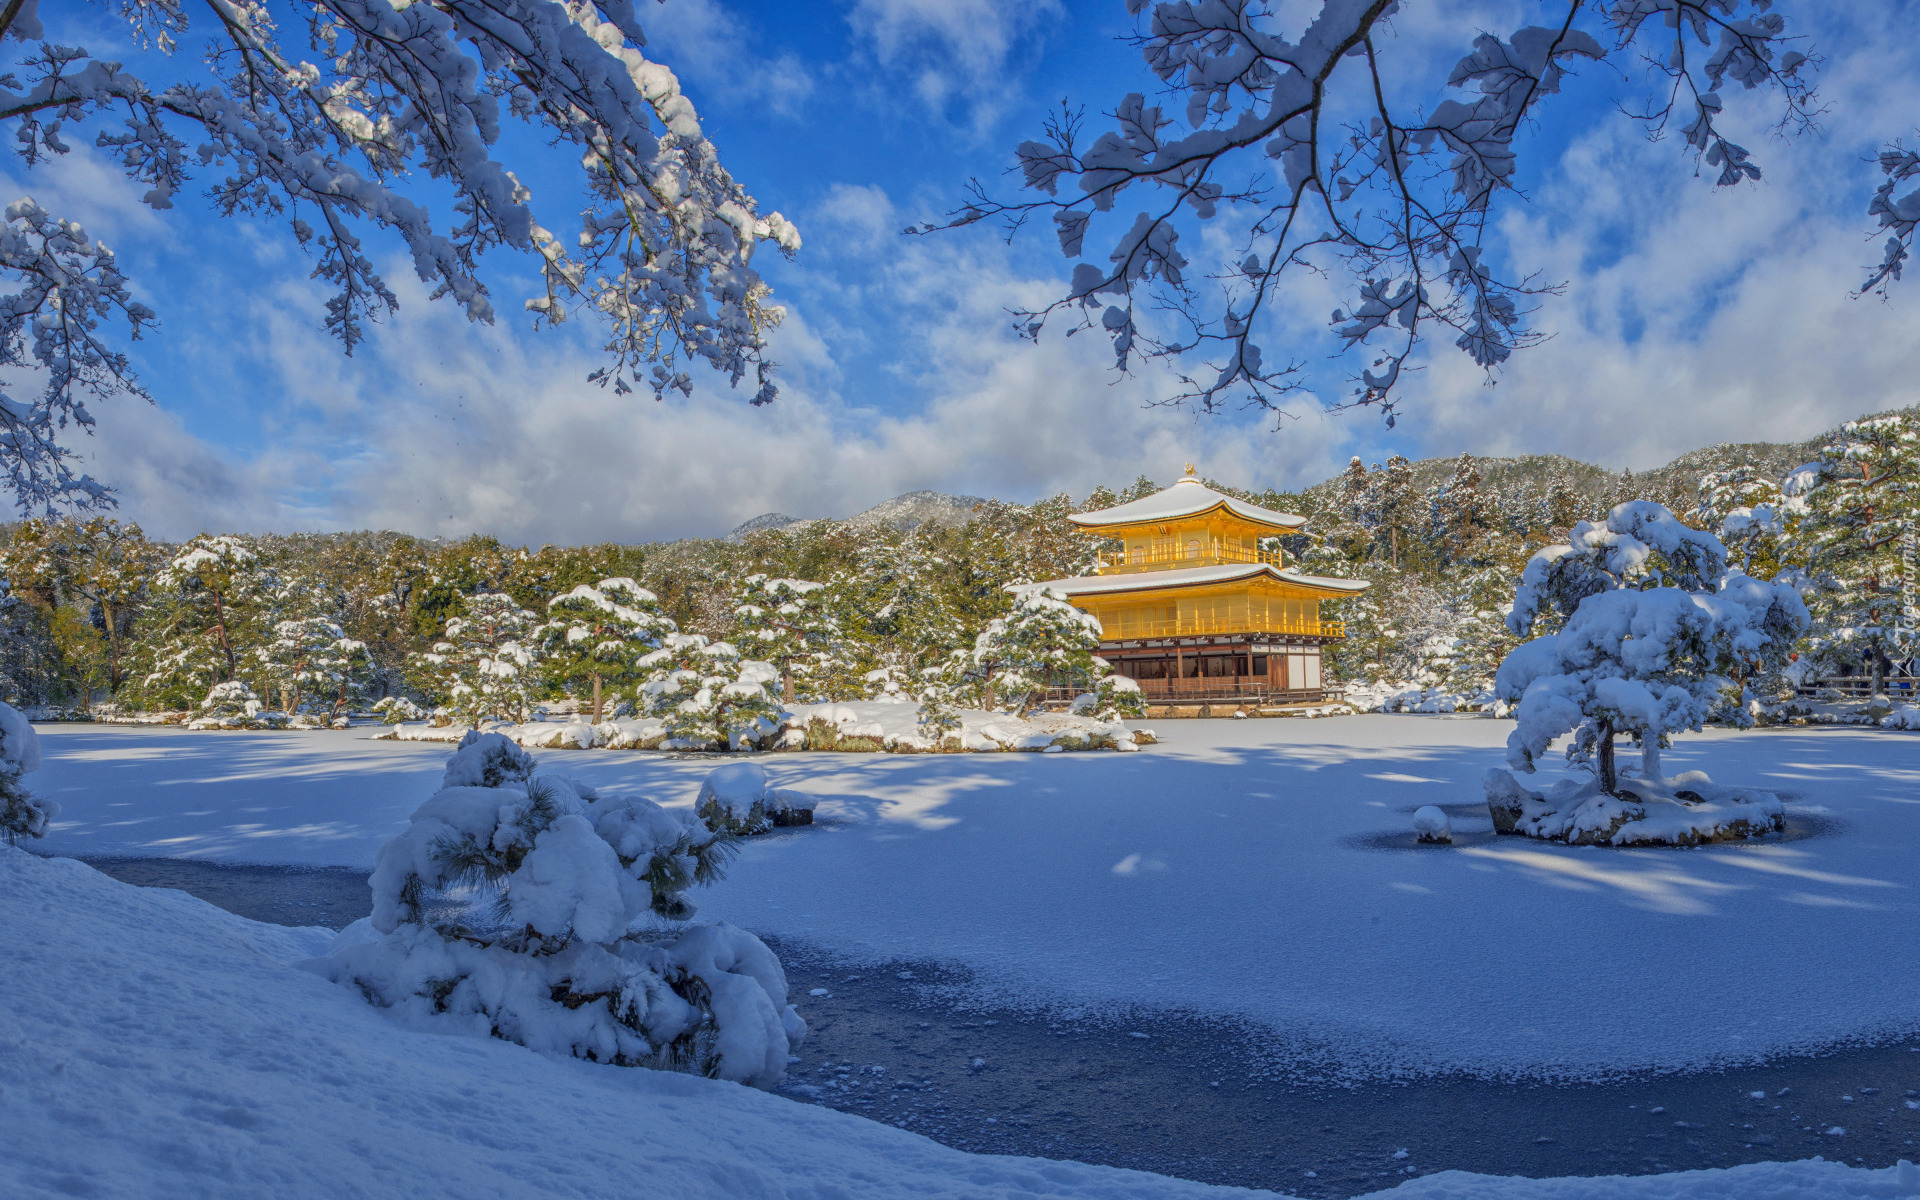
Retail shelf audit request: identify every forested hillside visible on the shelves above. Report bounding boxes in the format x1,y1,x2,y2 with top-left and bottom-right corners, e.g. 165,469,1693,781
0,413,1899,720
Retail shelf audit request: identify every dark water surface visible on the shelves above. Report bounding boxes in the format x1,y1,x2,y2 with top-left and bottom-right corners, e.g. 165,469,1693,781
75,855,1920,1198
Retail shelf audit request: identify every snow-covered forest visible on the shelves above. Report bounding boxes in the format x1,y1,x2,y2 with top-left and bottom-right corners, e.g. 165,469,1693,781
1,409,1897,727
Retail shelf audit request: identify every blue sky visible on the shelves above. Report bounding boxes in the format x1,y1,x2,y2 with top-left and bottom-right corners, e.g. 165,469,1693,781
15,0,1920,543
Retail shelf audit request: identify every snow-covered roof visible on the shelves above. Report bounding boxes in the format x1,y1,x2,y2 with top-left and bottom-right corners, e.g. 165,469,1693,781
1028,562,1369,597
1068,475,1307,532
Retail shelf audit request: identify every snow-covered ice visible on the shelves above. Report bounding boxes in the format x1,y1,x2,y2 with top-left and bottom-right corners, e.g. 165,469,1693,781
5,845,1918,1200
27,717,1920,1080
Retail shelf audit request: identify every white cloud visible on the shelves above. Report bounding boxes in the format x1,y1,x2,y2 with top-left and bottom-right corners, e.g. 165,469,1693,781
642,0,815,117
845,0,1062,133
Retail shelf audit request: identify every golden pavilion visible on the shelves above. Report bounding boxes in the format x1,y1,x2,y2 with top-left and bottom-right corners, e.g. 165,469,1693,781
1031,468,1368,705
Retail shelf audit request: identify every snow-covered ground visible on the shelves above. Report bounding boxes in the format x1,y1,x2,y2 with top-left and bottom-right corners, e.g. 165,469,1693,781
30,717,1920,1083
6,846,1917,1200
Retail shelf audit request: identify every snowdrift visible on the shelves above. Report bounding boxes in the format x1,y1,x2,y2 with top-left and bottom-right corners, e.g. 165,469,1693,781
4,846,1916,1200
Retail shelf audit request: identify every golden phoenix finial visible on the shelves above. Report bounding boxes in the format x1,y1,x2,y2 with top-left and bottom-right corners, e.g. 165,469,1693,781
1183,462,1196,477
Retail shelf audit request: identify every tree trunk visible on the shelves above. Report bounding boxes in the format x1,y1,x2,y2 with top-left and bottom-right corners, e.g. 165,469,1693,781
782,661,795,705
1640,732,1662,782
212,591,236,680
1597,722,1617,795
591,672,603,723
104,602,122,694
1872,646,1887,701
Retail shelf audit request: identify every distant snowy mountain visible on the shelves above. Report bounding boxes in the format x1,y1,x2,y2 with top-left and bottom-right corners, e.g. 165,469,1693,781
726,491,987,541
725,512,818,540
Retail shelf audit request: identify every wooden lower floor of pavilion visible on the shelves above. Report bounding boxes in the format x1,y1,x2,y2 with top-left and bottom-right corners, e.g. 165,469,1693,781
1098,631,1338,706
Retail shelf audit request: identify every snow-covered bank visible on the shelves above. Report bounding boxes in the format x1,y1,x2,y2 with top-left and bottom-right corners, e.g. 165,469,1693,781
5,847,1916,1200
371,700,1150,754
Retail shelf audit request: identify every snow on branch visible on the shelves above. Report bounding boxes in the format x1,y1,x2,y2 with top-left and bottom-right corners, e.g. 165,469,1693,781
0,0,798,514
920,0,1815,419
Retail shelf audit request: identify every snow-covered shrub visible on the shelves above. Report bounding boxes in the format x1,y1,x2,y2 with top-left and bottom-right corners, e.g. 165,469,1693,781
323,732,806,1088
636,634,784,750
372,696,428,726
187,681,286,730
1412,806,1451,844
863,666,912,702
1072,673,1146,721
694,762,818,834
1486,503,1808,845
914,682,964,748
0,701,55,844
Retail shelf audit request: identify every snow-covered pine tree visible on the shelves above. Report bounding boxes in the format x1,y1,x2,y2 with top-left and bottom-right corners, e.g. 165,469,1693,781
840,533,965,675
1695,467,1794,577
324,733,806,1087
960,587,1106,715
0,700,54,843
537,578,670,722
1427,455,1499,565
407,592,542,729
1371,455,1417,566
728,575,838,704
636,634,783,751
0,517,159,698
1799,415,1920,698
1489,502,1808,844
257,616,372,723
137,536,271,710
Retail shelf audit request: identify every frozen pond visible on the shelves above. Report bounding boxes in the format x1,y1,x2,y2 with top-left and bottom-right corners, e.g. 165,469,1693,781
34,718,1920,1084
69,854,1920,1198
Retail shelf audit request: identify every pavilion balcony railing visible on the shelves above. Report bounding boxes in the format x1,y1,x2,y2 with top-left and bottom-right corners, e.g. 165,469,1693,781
1041,679,1337,706
1096,614,1344,641
1096,539,1289,574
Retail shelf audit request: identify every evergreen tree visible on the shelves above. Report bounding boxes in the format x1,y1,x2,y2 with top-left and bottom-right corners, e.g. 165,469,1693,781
137,536,271,709
1800,415,1920,696
728,575,839,704
957,587,1106,715
257,617,373,720
636,633,784,749
0,517,159,697
1371,454,1417,566
408,592,542,728
1498,503,1807,793
1426,455,1499,564
536,578,670,722
1,702,54,843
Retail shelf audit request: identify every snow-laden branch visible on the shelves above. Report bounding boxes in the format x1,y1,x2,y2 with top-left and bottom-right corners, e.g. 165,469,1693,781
0,0,798,514
922,0,1814,419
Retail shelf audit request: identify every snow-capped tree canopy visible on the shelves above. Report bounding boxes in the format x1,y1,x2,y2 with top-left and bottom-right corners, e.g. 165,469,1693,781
0,0,798,515
1495,501,1807,792
636,632,782,750
408,591,541,727
536,577,669,722
954,586,1108,715
929,0,1818,418
1799,414,1920,694
728,574,839,704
